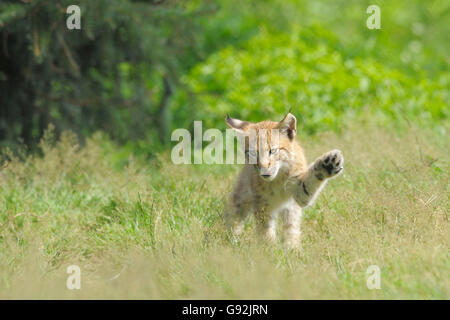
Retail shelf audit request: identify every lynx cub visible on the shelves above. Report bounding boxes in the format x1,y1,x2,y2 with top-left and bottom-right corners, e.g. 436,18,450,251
224,113,344,249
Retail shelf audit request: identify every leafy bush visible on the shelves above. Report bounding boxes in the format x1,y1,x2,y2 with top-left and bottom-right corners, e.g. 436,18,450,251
172,26,448,134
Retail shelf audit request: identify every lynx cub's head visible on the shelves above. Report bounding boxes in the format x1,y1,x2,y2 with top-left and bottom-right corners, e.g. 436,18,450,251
226,113,297,181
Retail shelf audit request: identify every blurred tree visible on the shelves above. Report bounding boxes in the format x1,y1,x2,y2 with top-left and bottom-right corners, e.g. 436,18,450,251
0,0,217,150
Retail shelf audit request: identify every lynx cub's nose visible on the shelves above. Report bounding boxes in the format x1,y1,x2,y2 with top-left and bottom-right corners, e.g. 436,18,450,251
259,167,273,179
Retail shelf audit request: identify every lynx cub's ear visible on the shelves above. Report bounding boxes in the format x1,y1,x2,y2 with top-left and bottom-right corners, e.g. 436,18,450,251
278,112,297,140
225,115,250,134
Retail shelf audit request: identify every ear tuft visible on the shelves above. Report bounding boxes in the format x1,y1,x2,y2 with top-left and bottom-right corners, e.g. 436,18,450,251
225,115,250,133
278,112,297,140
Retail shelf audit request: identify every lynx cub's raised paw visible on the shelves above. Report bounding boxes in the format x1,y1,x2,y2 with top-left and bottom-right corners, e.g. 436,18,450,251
314,149,344,180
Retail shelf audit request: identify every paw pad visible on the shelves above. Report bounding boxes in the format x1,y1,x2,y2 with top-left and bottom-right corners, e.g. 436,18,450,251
317,149,344,178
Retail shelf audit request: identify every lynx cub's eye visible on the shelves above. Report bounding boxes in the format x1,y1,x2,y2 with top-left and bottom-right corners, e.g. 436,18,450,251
269,148,278,155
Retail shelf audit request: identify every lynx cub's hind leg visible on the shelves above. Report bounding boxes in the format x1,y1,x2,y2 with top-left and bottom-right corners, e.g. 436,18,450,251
280,199,302,249
224,188,252,236
254,207,278,244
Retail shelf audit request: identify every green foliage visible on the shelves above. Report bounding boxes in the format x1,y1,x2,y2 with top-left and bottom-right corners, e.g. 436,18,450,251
1,0,448,152
0,3,27,27
170,0,449,136
173,24,448,134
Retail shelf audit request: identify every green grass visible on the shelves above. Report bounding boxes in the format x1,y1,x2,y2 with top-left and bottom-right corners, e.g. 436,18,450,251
0,122,448,299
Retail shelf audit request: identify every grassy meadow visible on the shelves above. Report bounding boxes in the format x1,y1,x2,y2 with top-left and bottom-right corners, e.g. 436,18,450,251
0,123,448,299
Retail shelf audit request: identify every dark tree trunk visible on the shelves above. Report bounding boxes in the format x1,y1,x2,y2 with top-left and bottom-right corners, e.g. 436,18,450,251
155,76,173,144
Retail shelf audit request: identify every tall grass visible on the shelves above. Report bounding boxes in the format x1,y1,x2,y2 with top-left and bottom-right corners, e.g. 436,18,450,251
0,123,448,299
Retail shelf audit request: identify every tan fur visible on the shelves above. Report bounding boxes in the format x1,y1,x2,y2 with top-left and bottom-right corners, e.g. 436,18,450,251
224,113,344,249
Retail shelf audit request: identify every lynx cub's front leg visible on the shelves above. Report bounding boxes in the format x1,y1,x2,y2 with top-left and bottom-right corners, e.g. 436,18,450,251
292,149,344,207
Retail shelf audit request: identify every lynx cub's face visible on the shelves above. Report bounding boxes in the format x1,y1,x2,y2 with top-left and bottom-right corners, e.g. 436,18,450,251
226,113,297,181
